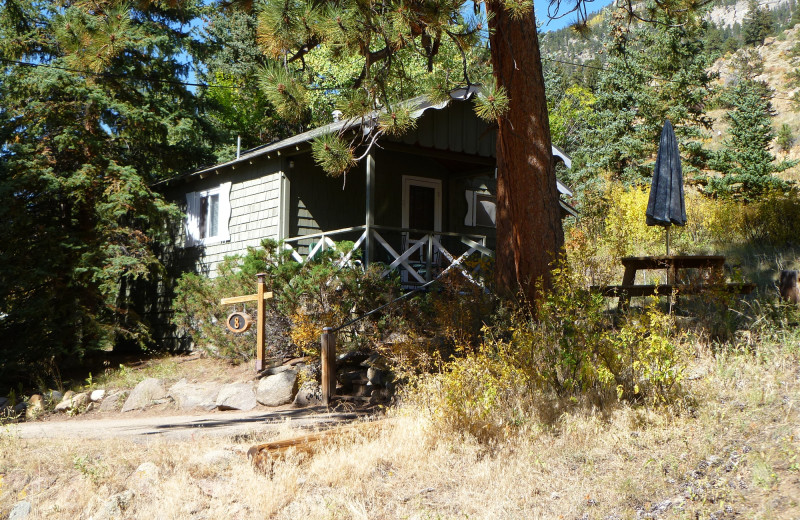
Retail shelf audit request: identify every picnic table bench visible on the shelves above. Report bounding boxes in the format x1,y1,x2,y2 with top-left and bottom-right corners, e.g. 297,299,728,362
592,255,755,309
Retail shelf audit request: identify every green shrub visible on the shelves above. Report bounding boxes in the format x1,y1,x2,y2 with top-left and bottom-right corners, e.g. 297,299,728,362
172,239,402,363
408,261,688,443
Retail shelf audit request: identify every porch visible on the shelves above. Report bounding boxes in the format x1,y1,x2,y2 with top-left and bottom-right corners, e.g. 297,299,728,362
283,224,493,287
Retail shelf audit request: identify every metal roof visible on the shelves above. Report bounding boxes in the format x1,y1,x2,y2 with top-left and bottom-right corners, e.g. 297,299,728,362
160,85,574,200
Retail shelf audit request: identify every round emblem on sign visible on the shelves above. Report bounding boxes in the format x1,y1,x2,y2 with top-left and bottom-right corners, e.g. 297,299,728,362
226,311,252,333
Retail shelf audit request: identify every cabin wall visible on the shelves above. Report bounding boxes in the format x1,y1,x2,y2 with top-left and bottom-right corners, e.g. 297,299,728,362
288,153,366,244
174,157,284,277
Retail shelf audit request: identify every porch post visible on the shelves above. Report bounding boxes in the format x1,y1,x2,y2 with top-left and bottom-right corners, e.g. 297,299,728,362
365,154,375,267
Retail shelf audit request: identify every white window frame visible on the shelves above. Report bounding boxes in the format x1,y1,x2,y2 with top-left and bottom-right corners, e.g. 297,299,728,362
464,189,496,228
185,181,232,246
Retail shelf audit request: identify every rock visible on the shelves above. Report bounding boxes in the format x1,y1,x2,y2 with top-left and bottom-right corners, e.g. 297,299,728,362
12,402,27,414
0,396,8,408
122,378,168,412
62,390,75,401
98,392,124,412
72,392,89,408
369,386,393,404
25,395,44,420
293,381,322,407
361,353,388,370
215,382,257,411
168,379,221,411
90,389,106,402
55,391,90,413
256,370,298,407
261,364,294,376
200,449,235,468
127,462,159,493
8,500,31,520
367,367,384,386
89,490,135,520
196,478,223,498
46,390,63,403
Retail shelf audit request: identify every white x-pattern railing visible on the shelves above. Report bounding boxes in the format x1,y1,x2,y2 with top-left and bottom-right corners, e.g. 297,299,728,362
283,225,492,287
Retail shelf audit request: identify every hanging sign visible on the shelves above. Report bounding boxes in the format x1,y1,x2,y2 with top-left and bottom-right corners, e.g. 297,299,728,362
226,311,252,334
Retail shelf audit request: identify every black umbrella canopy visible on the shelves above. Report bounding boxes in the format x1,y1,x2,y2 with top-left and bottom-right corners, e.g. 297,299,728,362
646,119,687,227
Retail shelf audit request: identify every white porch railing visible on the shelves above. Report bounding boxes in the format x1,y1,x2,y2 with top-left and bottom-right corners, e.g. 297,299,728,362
282,225,493,287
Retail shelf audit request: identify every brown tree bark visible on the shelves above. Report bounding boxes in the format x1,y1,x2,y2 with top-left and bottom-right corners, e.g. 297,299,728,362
487,3,564,303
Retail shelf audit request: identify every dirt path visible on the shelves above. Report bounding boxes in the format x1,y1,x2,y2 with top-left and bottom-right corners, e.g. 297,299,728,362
6,407,367,440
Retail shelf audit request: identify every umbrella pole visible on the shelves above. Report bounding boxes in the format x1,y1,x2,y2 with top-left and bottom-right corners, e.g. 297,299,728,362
666,226,673,313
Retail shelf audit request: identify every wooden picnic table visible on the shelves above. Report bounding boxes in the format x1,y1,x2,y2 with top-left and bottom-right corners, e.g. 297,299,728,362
593,255,755,308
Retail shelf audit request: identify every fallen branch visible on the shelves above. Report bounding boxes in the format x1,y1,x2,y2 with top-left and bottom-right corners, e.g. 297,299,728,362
247,418,390,473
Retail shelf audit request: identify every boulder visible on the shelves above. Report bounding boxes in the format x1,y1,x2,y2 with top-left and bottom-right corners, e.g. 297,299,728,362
361,353,389,370
98,392,123,412
25,394,44,420
122,378,168,412
55,392,90,413
367,367,384,386
46,390,63,404
215,382,256,411
0,396,8,409
90,389,106,402
62,390,75,401
200,450,236,468
293,381,323,407
8,500,31,520
261,364,293,377
256,369,298,407
127,462,159,494
168,379,221,411
54,398,72,413
87,490,134,520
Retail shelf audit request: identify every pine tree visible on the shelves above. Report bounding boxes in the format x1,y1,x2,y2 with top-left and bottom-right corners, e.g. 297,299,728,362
743,0,773,46
194,8,295,162
0,0,209,382
708,81,796,199
777,123,795,153
250,0,563,301
576,6,716,187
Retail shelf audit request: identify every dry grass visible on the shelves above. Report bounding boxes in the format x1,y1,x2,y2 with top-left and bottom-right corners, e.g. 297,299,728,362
2,339,799,519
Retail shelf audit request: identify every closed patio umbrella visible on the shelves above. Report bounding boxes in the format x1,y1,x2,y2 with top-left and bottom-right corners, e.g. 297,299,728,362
646,119,686,254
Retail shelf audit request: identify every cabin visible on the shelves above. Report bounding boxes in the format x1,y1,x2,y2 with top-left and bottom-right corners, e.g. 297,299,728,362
156,86,575,287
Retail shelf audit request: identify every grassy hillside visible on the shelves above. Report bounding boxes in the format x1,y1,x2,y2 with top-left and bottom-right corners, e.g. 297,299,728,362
2,328,799,518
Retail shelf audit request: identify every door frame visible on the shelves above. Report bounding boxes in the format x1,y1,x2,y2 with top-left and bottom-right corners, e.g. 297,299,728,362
401,175,442,232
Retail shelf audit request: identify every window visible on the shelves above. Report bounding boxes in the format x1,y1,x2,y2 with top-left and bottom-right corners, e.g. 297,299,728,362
464,189,496,228
185,182,231,246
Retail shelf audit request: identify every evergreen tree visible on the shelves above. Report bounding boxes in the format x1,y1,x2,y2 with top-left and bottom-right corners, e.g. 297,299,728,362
708,81,796,199
743,0,773,46
194,8,295,162
0,0,209,382
777,123,795,153
576,6,716,187
250,0,564,301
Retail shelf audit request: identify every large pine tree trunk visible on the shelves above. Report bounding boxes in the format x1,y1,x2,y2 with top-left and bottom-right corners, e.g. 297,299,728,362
487,3,564,303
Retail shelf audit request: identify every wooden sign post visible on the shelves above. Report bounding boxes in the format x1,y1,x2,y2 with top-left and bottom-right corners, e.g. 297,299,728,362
320,327,336,406
220,273,273,371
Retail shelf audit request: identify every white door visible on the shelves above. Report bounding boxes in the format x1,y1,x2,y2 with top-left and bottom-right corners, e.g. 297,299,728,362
401,176,442,275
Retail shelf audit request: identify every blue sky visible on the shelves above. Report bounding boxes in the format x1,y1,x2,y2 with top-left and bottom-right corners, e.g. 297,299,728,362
535,0,615,32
